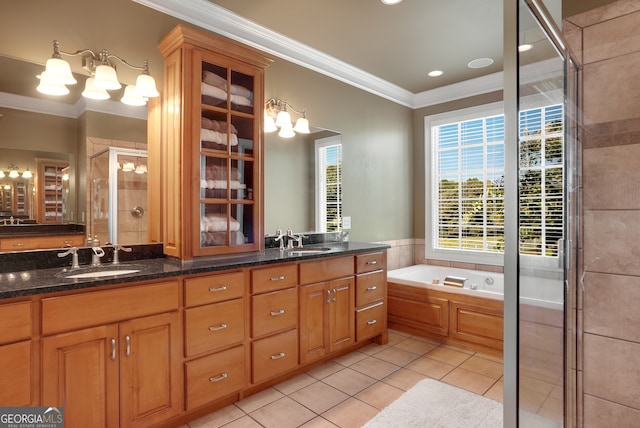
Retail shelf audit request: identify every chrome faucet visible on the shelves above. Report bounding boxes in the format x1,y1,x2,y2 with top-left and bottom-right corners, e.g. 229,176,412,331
112,244,132,264
58,247,80,269
286,228,306,249
274,228,285,250
91,243,105,267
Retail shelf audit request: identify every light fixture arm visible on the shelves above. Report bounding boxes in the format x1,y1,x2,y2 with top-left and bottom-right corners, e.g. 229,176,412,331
265,98,306,118
52,40,150,74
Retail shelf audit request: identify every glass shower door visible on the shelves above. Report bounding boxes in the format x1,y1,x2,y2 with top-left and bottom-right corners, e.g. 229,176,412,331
112,149,148,245
516,1,578,426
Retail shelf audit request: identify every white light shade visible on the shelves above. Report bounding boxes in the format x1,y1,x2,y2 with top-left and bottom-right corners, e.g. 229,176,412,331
9,169,19,178
264,111,277,133
21,170,33,179
134,74,159,98
3,184,9,190
122,162,135,172
293,117,310,134
121,85,147,106
278,123,295,138
93,64,121,90
275,110,292,128
36,73,70,96
135,164,147,174
43,58,77,85
518,43,534,52
0,171,4,178
62,172,70,181
82,78,110,100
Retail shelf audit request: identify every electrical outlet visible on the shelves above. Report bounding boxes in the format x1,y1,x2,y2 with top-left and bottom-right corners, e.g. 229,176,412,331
342,216,351,230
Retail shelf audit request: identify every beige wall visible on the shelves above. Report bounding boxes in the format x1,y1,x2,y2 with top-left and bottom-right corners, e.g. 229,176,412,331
565,1,640,425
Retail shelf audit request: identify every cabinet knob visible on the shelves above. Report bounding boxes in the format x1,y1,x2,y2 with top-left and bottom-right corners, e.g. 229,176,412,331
209,285,228,292
209,373,228,383
269,309,285,316
209,323,228,332
270,352,286,360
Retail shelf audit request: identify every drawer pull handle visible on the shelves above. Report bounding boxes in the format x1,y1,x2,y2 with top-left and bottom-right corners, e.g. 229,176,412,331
270,309,285,316
270,275,285,281
326,289,331,304
209,373,228,382
367,319,378,325
209,285,228,292
12,243,25,247
366,286,377,291
125,335,131,357
271,352,286,360
209,323,228,332
366,260,378,265
110,338,116,360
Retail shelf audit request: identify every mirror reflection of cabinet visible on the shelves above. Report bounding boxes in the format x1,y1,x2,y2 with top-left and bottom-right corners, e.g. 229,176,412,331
36,159,69,224
0,186,12,212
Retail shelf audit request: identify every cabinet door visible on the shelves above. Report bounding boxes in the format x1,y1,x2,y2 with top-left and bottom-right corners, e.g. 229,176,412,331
120,312,181,428
0,341,32,406
329,277,355,352
42,324,120,428
299,282,329,364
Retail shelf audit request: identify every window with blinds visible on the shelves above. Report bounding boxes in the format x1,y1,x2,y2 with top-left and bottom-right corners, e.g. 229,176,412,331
316,136,342,232
431,104,563,257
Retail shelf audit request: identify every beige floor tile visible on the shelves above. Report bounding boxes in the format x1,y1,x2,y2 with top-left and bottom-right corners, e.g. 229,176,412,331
538,396,564,423
220,416,263,428
249,396,316,428
322,367,377,395
441,343,475,355
188,404,245,428
358,342,387,356
520,374,555,397
387,330,410,345
519,386,547,414
355,382,404,410
333,350,368,367
393,337,438,355
426,345,473,365
405,356,456,379
484,380,504,402
299,417,339,428
550,384,563,401
388,328,411,338
350,356,400,380
306,361,344,380
322,397,379,428
441,367,497,395
273,373,317,395
289,381,349,414
373,346,420,366
474,352,504,364
460,355,504,379
381,367,427,391
235,387,284,413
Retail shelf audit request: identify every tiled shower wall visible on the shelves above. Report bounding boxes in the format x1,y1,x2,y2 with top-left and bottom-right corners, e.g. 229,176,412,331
565,1,640,425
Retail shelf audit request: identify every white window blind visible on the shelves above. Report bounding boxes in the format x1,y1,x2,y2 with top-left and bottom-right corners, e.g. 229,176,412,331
316,137,342,232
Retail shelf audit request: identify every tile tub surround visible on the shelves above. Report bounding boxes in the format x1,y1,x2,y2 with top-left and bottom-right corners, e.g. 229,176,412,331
565,0,640,424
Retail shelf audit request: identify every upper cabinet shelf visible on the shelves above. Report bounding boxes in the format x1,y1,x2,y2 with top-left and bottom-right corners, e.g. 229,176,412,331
153,25,272,260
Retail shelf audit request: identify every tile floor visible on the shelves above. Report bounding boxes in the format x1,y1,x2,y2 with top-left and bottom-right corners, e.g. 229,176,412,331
181,329,561,428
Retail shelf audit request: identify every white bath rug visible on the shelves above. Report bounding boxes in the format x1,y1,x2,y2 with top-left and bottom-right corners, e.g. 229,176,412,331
363,378,502,428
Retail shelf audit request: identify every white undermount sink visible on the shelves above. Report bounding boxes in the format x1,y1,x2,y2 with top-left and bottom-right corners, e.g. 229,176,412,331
289,247,332,255
64,268,141,279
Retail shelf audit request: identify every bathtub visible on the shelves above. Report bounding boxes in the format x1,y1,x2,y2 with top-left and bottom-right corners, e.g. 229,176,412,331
387,264,564,310
386,264,565,353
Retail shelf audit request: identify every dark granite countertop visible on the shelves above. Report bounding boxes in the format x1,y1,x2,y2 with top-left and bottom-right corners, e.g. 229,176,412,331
0,241,389,299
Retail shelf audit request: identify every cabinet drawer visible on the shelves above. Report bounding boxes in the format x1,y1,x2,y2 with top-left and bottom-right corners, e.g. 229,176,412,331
251,288,298,338
185,271,245,307
356,302,386,341
185,298,245,356
299,256,354,284
356,271,385,307
252,329,298,384
0,234,84,251
356,252,385,274
251,264,298,294
42,281,179,335
0,301,31,344
185,345,245,410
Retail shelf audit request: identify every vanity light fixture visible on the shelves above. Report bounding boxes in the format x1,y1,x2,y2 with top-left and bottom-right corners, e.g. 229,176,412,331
37,40,159,105
381,0,403,4
2,165,34,179
264,98,310,139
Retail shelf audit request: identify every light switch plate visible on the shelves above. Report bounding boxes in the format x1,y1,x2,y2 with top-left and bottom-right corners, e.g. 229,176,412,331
342,216,351,230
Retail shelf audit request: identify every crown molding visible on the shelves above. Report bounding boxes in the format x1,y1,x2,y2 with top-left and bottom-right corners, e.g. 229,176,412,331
0,92,148,120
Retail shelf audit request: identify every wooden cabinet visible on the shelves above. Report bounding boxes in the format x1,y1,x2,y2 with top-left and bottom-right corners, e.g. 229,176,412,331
41,281,181,428
0,233,84,252
299,275,355,364
156,24,272,260
36,159,68,224
183,271,247,411
0,301,33,406
1,185,12,212
354,252,387,341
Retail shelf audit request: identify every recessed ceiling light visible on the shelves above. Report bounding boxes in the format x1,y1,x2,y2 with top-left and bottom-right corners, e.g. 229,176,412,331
467,57,494,69
518,44,534,52
381,0,402,4
427,70,444,77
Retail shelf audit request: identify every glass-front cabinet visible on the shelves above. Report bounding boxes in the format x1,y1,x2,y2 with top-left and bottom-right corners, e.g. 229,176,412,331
156,25,272,259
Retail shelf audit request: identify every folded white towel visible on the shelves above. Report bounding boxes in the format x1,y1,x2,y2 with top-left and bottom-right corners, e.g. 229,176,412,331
200,129,239,146
200,214,240,232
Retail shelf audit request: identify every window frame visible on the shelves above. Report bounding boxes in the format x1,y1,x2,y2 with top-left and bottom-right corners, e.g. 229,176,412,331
315,135,343,232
